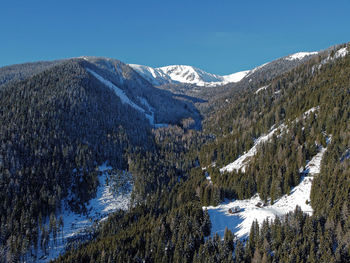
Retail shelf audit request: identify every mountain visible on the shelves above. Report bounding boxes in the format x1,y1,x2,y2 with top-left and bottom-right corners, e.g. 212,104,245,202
0,57,201,262
2,42,350,262
129,51,319,89
129,64,250,87
52,42,350,263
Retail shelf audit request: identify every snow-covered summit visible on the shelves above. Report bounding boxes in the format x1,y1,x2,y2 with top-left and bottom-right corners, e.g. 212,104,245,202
129,64,250,87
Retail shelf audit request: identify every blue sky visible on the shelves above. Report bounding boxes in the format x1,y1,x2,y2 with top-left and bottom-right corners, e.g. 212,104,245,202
1,0,350,74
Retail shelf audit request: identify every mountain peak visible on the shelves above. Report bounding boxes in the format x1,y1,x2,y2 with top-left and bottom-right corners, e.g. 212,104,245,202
130,64,249,87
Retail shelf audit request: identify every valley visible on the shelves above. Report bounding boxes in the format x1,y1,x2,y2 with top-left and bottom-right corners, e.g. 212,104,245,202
1,42,350,263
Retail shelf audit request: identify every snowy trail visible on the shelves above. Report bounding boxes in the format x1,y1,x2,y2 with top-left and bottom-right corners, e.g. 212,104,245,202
206,144,327,238
220,124,285,173
87,68,168,128
36,163,132,262
220,107,319,174
87,68,145,113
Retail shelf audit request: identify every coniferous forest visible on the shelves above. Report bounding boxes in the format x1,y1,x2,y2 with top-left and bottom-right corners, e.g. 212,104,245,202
1,43,350,263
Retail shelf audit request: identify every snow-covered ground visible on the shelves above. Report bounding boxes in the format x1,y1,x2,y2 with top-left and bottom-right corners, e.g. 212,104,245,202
35,163,132,262
220,124,286,173
205,144,328,239
285,52,318,61
335,47,349,59
255,85,269,94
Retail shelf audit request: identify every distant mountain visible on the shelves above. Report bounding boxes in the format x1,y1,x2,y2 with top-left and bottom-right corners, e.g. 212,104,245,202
129,51,320,88
129,64,250,87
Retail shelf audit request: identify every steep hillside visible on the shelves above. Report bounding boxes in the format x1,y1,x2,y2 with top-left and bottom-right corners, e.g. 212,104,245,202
0,58,200,261
2,42,350,262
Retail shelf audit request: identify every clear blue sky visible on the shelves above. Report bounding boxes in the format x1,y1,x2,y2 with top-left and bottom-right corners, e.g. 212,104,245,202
1,0,350,74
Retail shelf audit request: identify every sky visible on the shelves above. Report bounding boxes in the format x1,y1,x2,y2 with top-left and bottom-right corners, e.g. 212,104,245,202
1,0,350,75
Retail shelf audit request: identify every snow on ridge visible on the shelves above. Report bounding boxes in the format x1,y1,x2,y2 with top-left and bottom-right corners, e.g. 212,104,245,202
130,63,250,87
335,47,348,59
313,47,348,72
129,64,171,86
206,143,328,238
285,52,318,61
221,70,250,85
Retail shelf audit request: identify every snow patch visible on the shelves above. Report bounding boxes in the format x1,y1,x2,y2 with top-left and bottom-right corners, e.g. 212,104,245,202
206,145,327,238
335,47,348,59
205,171,212,184
302,146,327,175
255,85,269,94
35,163,132,262
303,106,319,117
285,52,318,61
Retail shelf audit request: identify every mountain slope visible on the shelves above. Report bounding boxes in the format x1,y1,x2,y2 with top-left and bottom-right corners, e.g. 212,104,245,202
51,42,350,263
0,58,201,261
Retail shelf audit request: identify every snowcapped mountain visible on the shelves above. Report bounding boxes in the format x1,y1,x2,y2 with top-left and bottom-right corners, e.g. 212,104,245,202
130,51,320,88
129,64,250,87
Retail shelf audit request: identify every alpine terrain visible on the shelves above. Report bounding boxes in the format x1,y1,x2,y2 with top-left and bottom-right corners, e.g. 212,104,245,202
1,42,350,263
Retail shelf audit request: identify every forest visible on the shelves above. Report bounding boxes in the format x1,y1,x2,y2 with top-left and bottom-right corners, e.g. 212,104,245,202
1,43,350,262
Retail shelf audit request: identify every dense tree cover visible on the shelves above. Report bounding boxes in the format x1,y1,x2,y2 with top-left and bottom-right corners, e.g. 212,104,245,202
0,56,204,261
53,44,350,263
0,60,64,87
0,61,158,261
197,45,349,206
2,43,350,262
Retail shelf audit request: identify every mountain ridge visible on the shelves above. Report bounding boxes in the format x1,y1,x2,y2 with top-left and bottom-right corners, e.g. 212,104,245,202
129,51,320,87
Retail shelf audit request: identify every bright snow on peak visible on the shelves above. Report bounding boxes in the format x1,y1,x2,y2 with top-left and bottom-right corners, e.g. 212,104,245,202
129,64,250,87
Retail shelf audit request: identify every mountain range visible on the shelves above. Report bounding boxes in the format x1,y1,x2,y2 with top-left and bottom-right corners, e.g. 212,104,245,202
129,51,319,87
1,42,350,262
